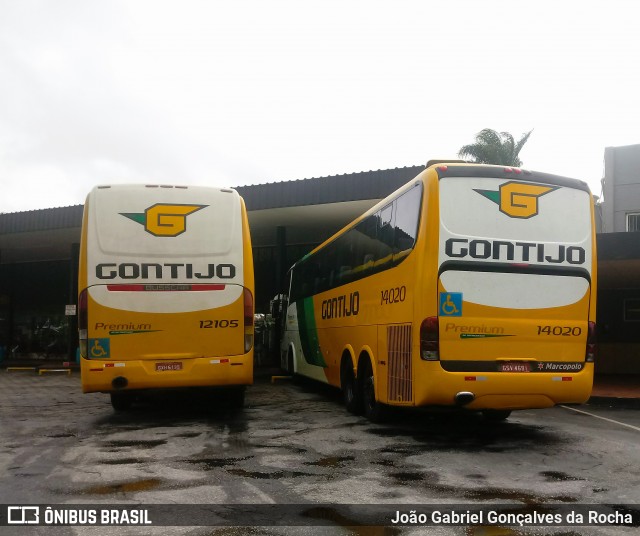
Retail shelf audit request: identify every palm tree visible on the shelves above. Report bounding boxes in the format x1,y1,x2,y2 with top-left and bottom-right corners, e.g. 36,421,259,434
458,128,533,167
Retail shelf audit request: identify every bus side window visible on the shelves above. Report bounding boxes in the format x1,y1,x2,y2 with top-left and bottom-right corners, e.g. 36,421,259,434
374,204,394,271
378,204,394,248
393,185,422,258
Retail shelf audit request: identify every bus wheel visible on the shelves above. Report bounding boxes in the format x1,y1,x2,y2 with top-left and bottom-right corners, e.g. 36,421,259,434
359,359,386,423
110,392,134,412
341,358,362,415
482,409,511,422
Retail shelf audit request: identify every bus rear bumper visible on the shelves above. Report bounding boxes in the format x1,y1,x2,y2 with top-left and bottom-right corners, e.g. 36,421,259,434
412,363,594,410
80,353,253,394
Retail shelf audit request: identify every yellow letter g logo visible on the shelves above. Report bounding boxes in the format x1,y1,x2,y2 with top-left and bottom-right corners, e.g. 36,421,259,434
475,181,558,219
499,182,556,219
145,204,206,236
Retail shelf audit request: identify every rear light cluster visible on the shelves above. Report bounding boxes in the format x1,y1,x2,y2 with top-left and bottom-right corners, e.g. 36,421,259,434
78,289,88,358
244,288,254,353
586,321,597,362
420,316,439,361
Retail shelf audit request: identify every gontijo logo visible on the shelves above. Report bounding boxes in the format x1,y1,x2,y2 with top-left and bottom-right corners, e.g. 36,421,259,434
474,181,557,219
120,204,207,237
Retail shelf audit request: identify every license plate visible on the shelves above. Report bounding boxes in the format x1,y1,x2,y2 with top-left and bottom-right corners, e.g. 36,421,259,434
499,362,530,373
156,362,182,372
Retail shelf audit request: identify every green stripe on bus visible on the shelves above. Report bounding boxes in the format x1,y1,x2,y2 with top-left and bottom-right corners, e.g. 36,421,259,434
296,298,326,367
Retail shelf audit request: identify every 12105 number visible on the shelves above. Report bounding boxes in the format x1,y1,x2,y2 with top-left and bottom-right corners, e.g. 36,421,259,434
199,320,239,329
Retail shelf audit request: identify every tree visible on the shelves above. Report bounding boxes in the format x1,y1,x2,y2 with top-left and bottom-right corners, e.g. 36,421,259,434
458,128,533,167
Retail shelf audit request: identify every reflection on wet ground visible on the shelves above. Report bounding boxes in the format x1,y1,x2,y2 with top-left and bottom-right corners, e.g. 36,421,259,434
304,456,355,468
75,379,583,508
77,478,163,495
184,456,253,469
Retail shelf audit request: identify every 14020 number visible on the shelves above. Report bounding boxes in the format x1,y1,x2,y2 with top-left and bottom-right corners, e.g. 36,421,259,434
537,325,582,336
381,285,406,305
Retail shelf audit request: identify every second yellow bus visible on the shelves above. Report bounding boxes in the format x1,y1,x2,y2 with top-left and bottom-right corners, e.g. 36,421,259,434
280,162,597,422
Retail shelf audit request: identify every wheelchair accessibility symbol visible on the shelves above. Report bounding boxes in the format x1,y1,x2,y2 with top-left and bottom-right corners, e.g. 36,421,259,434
440,292,462,317
89,338,110,358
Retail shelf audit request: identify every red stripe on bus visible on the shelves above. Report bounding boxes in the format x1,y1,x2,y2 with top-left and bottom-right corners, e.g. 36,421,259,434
106,284,226,292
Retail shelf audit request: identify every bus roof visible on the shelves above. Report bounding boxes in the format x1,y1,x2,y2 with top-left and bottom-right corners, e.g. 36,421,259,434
431,163,592,193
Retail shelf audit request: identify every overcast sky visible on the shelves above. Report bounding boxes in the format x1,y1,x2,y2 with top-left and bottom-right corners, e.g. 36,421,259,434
1,0,639,213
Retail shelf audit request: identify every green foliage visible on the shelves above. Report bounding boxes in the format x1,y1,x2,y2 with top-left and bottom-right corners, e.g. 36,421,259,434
458,128,533,167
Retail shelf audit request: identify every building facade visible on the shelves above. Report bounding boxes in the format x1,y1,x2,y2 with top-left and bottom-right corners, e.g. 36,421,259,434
598,144,640,374
1,156,639,375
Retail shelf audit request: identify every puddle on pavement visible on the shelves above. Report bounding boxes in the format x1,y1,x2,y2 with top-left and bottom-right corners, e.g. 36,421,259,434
375,466,579,504
47,432,76,438
101,439,167,449
369,421,559,454
373,459,397,468
379,446,422,456
463,487,577,503
540,471,584,482
257,444,307,454
100,458,148,465
390,471,426,484
184,456,252,469
304,455,354,468
173,431,202,438
79,478,162,495
226,468,314,479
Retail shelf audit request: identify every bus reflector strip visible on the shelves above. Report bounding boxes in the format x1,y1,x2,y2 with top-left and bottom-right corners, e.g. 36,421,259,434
465,376,487,381
210,359,230,364
104,363,125,368
552,376,573,382
107,284,225,292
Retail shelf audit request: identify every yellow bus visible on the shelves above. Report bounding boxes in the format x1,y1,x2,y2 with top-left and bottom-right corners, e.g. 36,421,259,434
280,162,597,422
78,184,254,411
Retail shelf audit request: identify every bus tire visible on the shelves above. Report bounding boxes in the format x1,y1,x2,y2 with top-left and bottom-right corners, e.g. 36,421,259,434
110,392,134,412
482,409,511,422
341,356,362,415
359,358,387,423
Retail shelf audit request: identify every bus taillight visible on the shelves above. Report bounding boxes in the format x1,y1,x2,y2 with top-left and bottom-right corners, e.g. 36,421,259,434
586,321,596,362
420,316,439,361
244,288,254,353
78,289,88,358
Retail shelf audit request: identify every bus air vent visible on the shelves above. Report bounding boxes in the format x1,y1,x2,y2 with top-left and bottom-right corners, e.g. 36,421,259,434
387,324,413,403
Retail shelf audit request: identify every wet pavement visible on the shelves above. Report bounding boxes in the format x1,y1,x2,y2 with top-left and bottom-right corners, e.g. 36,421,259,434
0,369,638,535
